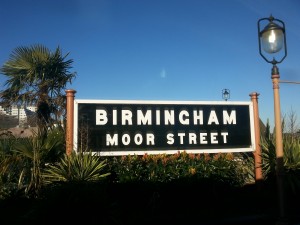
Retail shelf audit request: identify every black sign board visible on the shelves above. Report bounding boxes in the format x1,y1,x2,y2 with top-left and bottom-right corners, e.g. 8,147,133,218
74,100,255,156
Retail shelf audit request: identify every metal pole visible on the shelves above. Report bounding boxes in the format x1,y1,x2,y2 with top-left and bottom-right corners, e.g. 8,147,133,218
279,80,300,84
249,92,263,187
271,65,286,222
65,89,76,156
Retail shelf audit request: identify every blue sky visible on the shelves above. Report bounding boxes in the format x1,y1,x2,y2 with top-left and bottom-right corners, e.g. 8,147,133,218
0,0,300,130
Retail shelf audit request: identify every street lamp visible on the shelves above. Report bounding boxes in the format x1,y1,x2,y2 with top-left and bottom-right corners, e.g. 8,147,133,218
222,89,230,101
258,15,287,222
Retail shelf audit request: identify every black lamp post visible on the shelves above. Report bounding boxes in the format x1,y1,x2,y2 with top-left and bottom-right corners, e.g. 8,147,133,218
258,15,287,222
222,89,230,101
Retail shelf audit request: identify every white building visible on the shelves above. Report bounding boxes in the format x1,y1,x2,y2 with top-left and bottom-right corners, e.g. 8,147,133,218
0,104,37,127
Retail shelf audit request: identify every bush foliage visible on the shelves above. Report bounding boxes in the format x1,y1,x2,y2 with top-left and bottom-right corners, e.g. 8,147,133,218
105,152,246,187
0,122,300,201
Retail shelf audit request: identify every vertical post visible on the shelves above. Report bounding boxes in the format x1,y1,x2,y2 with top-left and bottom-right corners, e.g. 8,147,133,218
272,65,286,221
249,92,263,186
65,89,76,156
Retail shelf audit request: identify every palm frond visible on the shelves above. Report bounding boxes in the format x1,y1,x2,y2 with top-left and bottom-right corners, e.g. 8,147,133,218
0,44,76,129
43,152,110,184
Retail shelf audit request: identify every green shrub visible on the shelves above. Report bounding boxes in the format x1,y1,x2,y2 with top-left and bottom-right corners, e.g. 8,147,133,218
0,136,25,199
260,128,300,197
106,151,245,187
0,127,66,199
43,151,110,184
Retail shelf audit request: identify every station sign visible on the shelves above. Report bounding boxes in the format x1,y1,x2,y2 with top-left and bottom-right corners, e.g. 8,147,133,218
74,100,255,156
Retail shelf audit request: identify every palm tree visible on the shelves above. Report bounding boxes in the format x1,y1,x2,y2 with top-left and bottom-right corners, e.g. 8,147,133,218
0,44,76,131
